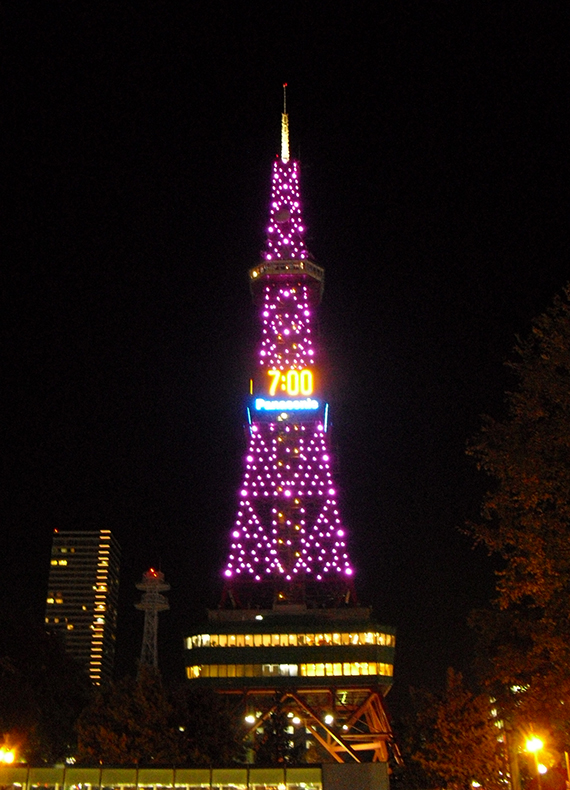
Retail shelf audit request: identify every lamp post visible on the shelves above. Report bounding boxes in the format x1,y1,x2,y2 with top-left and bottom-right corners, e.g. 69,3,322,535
0,746,16,763
526,736,544,790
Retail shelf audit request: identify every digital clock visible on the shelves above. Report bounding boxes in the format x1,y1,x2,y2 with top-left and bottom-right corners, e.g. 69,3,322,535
267,368,314,397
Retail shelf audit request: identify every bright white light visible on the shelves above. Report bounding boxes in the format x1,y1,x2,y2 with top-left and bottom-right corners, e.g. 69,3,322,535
324,714,334,725
245,714,256,724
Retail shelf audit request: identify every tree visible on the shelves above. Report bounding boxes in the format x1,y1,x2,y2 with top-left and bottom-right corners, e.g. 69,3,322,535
409,669,506,790
77,670,244,765
252,697,305,765
468,287,570,743
171,685,244,765
0,617,90,763
76,666,180,764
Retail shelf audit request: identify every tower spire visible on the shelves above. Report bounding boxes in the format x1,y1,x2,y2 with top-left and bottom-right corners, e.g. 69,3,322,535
281,83,289,163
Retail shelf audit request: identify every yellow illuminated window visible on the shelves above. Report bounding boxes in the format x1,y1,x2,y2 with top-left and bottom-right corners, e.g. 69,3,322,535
272,634,280,646
46,597,54,604
236,634,244,647
254,634,262,647
245,634,253,646
333,663,342,676
218,634,228,647
262,634,271,647
288,634,297,646
50,560,57,565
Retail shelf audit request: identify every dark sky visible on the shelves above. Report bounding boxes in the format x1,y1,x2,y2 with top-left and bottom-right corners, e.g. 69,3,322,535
2,3,569,717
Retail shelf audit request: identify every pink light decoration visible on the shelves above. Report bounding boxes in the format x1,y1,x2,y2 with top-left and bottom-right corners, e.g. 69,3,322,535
223,150,354,584
264,160,308,261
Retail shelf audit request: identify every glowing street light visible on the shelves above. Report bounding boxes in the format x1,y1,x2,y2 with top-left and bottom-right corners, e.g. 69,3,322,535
0,747,15,764
526,736,545,789
526,736,544,754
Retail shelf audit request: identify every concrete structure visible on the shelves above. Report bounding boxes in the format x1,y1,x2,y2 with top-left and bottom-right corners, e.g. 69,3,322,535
45,529,120,684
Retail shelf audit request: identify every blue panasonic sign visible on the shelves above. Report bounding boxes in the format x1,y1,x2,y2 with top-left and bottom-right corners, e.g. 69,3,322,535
254,398,320,411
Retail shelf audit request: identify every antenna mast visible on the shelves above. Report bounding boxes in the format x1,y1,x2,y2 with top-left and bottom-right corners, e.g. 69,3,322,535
281,83,290,163
135,568,170,669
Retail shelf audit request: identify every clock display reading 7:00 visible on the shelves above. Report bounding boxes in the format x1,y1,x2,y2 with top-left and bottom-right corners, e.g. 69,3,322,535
268,369,314,397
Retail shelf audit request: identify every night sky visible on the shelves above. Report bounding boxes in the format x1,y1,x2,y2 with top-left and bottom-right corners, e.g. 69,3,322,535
3,4,569,717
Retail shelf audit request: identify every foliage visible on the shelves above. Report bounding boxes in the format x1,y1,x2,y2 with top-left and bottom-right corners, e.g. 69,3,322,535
77,669,245,765
468,287,570,742
76,666,180,764
409,669,506,790
0,617,91,763
253,697,305,765
170,685,244,765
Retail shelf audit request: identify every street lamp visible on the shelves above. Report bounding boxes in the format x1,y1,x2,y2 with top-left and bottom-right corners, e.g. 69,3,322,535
526,736,544,790
0,747,16,764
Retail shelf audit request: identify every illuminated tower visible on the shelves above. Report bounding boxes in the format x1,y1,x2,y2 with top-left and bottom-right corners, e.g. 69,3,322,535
135,567,170,669
45,529,120,685
186,92,398,768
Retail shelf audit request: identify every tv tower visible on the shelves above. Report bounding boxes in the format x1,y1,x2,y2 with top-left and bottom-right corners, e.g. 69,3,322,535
186,92,399,768
135,567,170,669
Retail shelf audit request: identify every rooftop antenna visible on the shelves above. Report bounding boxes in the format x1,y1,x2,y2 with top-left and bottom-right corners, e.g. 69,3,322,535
281,83,290,164
135,567,170,670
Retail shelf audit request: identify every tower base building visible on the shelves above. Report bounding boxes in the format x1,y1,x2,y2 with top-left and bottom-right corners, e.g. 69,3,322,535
186,604,396,764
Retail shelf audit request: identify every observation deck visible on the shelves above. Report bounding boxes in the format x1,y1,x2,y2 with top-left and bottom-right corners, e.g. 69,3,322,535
249,259,325,302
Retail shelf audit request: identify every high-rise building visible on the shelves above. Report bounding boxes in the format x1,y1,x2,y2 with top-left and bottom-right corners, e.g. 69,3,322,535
45,529,120,685
186,97,399,767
